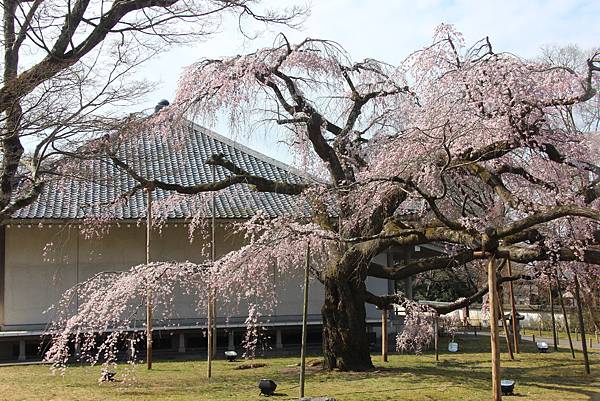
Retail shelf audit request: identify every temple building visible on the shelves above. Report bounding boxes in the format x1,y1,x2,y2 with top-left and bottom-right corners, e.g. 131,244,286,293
0,123,395,361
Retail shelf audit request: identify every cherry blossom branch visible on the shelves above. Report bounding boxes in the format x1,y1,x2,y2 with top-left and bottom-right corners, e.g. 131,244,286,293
364,272,530,315
495,164,557,191
496,205,600,238
502,245,600,265
539,52,600,107
108,150,309,196
430,273,532,315
368,251,477,280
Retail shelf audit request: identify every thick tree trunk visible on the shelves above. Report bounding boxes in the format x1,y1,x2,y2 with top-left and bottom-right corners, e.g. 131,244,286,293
322,274,373,371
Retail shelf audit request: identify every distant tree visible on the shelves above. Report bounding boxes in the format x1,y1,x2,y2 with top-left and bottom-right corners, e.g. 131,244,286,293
413,269,478,303
535,44,600,331
46,25,600,372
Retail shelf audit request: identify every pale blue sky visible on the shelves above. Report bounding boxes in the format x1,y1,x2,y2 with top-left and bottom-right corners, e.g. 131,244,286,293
139,0,600,164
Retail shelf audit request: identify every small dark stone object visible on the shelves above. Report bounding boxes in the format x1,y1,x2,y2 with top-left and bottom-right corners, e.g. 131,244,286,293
224,350,237,362
536,341,549,353
258,379,277,396
501,379,515,395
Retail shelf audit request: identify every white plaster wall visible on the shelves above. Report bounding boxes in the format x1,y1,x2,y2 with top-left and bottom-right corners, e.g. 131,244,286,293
5,225,78,326
4,223,391,328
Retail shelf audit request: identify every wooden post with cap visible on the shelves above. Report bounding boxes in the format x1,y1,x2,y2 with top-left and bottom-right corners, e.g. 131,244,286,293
488,256,502,400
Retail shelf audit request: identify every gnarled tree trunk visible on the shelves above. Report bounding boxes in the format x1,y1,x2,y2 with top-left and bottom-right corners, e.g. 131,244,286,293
322,262,373,371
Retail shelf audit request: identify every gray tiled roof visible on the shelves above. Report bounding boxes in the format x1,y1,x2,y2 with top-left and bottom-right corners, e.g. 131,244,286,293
13,123,308,220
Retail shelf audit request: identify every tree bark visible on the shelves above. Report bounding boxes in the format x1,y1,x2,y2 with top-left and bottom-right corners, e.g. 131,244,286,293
322,272,373,371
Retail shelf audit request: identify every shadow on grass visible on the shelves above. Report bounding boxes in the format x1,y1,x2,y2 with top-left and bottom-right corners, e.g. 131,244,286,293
300,336,600,400
527,382,600,400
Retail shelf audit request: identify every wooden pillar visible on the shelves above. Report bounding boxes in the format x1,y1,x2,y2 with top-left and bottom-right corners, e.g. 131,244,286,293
146,188,153,370
548,279,558,352
507,260,519,353
574,275,591,374
555,269,575,359
299,245,310,399
275,329,283,350
433,314,439,362
487,256,502,401
382,308,388,362
178,333,186,353
228,330,235,351
127,337,135,360
18,339,25,361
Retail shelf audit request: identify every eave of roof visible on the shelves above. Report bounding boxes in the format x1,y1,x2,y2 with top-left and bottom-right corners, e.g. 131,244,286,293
12,122,310,221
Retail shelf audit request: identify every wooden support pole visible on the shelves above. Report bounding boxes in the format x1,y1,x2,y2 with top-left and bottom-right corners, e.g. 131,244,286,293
574,275,591,374
207,164,217,379
212,300,217,357
555,269,575,359
299,245,310,399
495,285,514,360
507,260,519,354
382,308,388,362
548,279,558,352
207,292,213,379
487,256,502,401
146,188,153,370
434,314,439,362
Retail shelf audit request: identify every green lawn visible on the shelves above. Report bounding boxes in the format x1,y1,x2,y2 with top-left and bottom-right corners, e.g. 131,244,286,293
0,336,598,401
522,327,599,343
